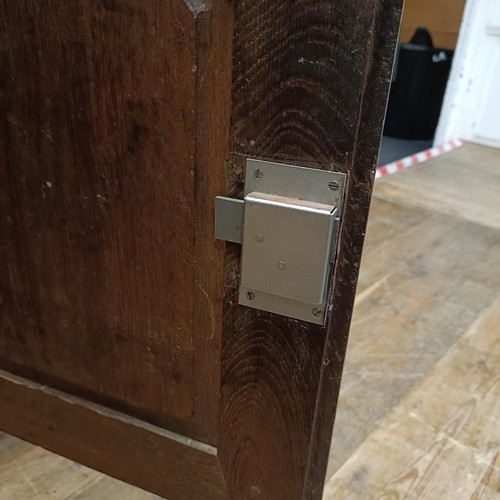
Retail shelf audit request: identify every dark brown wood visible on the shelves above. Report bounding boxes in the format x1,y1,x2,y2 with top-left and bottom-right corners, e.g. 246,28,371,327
0,369,228,500
304,2,405,496
192,0,234,443
219,1,403,498
0,0,232,444
0,1,402,499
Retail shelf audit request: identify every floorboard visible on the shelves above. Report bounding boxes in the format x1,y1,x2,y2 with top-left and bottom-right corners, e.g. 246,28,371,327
324,296,500,499
1,143,499,499
326,143,500,499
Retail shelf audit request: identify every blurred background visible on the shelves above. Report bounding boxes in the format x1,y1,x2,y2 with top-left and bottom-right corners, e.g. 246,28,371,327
379,0,500,165
326,1,500,498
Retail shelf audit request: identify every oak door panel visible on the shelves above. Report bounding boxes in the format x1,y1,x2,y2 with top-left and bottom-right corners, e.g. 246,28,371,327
220,1,403,497
0,0,232,443
0,1,402,499
0,370,228,500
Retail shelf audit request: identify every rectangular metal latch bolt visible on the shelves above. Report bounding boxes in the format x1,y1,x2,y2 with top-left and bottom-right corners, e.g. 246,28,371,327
215,159,345,325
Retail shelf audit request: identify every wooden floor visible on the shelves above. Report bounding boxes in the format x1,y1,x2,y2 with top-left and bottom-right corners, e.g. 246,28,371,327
1,144,499,499
325,143,500,499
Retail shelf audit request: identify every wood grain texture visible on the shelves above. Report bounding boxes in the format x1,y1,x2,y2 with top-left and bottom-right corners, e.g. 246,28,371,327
327,145,500,477
324,295,500,499
374,144,500,230
0,432,159,499
219,1,402,498
0,370,228,500
1,145,499,500
191,0,234,445
0,0,232,443
304,3,404,497
0,1,402,498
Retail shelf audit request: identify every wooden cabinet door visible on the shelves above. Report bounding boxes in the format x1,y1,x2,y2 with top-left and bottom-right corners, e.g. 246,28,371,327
0,1,402,498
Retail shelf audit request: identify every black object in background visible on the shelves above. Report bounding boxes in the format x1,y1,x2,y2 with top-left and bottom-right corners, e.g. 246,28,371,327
378,137,433,166
384,27,453,140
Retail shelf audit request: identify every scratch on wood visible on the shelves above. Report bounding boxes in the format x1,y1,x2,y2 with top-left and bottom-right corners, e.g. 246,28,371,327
183,0,206,17
195,280,216,340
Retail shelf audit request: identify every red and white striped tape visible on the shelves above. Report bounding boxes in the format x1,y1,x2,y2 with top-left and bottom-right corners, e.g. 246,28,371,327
375,139,465,179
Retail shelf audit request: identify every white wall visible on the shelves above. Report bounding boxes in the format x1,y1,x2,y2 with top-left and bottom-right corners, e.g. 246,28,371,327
435,0,500,148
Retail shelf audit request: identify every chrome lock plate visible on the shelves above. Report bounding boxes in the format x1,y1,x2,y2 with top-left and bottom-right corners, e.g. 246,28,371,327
215,159,346,325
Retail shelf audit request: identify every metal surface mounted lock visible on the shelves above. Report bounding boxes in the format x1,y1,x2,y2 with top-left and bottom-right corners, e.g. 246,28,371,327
215,159,346,325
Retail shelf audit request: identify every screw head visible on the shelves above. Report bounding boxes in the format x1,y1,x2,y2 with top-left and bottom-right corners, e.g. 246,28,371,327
254,168,264,179
255,233,264,243
312,308,322,317
246,291,256,301
328,180,340,191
